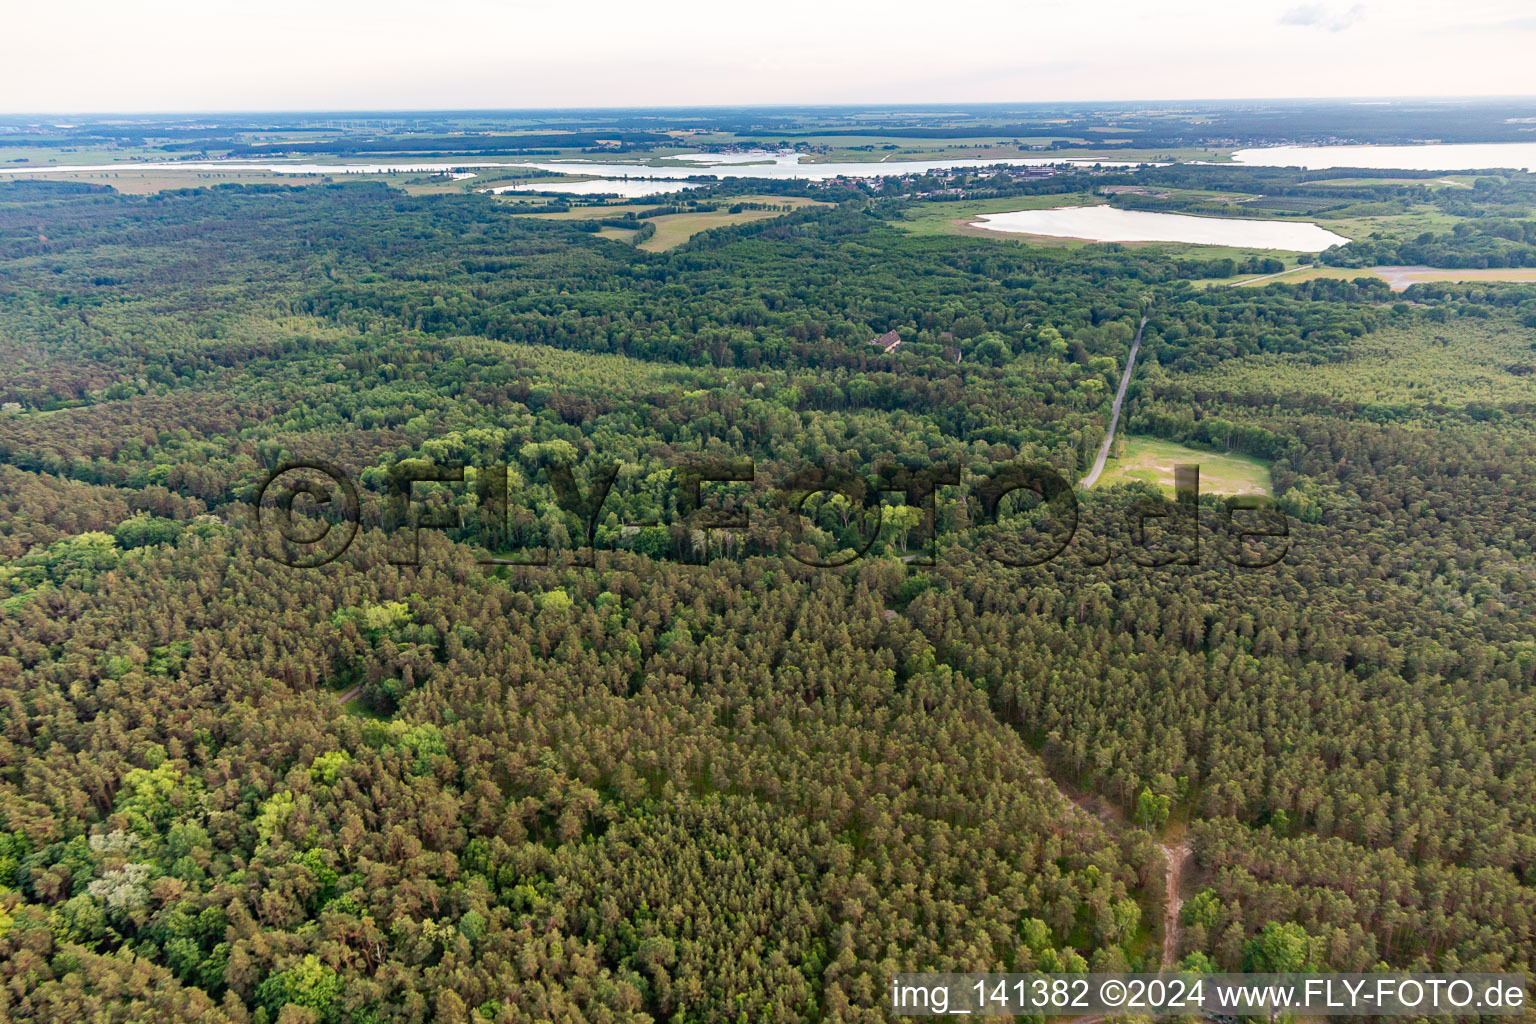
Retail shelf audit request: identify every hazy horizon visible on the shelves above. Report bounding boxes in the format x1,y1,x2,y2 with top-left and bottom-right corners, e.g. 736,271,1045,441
7,95,1536,119
9,0,1536,114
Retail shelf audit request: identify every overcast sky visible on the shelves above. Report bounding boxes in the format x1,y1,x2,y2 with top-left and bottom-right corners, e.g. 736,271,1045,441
7,0,1536,113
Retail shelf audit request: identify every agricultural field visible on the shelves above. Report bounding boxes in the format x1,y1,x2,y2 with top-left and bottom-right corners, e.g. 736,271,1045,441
1092,436,1273,496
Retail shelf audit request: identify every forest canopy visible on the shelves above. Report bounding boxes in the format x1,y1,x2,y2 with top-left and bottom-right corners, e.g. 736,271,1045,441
3,153,1536,1023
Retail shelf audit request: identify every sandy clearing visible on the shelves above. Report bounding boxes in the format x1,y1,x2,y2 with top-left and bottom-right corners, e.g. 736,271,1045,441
1373,265,1536,290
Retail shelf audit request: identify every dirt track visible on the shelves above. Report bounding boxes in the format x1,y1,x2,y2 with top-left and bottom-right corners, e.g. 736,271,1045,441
1159,841,1192,969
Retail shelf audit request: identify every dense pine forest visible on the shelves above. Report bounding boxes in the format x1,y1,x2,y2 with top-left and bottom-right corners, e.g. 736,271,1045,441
2,165,1536,1023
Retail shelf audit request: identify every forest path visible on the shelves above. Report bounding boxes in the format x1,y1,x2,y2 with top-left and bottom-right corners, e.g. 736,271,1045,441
1231,265,1308,287
336,685,362,704
1159,841,1191,969
1078,315,1149,490
1051,780,1189,972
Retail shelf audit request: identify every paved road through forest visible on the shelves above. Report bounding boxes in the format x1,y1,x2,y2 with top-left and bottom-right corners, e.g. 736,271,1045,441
1078,315,1149,489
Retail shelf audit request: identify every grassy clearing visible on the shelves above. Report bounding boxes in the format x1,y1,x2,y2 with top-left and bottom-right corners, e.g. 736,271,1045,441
1095,437,1272,497
1133,241,1319,262
341,695,387,721
1050,147,1234,163
637,198,827,251
0,146,180,166
525,203,660,220
717,134,1078,149
896,193,1103,238
1158,187,1265,203
1300,176,1475,188
1234,265,1385,287
390,173,523,197
904,196,1335,264
1230,266,1536,290
1312,203,1461,240
1049,236,1325,262
1183,262,1325,288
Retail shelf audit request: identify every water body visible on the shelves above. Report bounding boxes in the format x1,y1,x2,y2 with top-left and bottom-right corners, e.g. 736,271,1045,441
666,150,794,165
482,180,704,198
0,150,1156,183
0,161,513,176
1231,142,1536,172
526,151,1156,180
972,205,1349,251
11,145,1535,180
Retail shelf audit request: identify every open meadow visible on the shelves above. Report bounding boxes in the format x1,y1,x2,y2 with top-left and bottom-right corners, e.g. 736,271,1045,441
1092,436,1273,496
637,200,827,250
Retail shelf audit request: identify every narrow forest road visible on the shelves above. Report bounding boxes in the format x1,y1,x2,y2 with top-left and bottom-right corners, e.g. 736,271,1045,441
1228,265,1308,287
1078,315,1149,490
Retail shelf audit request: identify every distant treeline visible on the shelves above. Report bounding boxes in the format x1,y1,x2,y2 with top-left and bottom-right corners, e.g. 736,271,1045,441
228,132,676,155
0,180,115,200
12,100,1536,157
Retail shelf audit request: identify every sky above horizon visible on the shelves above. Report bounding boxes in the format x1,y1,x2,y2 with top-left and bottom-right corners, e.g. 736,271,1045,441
8,0,1536,114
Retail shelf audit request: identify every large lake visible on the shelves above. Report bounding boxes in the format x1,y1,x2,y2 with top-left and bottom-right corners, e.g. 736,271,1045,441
1231,142,1536,172
9,145,1536,182
972,205,1350,251
483,180,704,198
518,151,1154,181
0,150,1155,189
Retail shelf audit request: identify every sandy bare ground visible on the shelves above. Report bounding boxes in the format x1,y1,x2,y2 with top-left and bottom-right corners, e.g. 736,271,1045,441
1373,265,1536,290
1159,842,1192,969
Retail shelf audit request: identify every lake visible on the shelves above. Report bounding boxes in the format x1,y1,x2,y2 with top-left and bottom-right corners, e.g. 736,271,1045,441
1231,142,1536,172
9,145,1535,180
0,150,1157,184
971,205,1350,251
518,151,1156,181
482,180,704,198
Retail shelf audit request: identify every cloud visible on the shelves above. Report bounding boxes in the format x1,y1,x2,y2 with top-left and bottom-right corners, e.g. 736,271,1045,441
1462,16,1536,31
1279,3,1366,31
